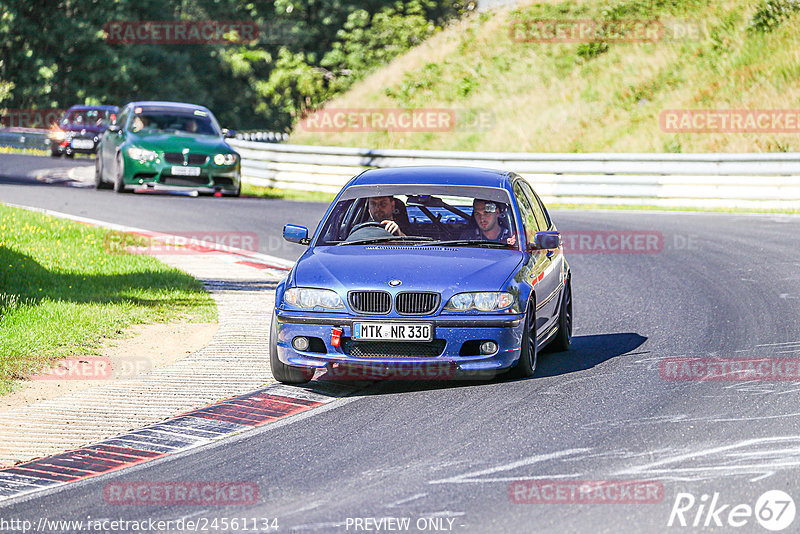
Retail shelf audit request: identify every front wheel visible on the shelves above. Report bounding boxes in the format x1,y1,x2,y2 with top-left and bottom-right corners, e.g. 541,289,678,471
95,154,111,189
270,313,315,385
113,152,128,193
509,302,537,379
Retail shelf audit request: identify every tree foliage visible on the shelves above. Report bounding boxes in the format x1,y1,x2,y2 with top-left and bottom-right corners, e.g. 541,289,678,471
0,0,472,130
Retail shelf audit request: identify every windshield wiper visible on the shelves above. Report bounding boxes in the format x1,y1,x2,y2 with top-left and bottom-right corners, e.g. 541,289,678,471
416,239,514,248
335,236,433,246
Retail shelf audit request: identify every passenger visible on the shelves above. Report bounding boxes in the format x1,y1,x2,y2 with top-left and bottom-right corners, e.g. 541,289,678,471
131,115,147,132
462,199,517,245
368,196,408,236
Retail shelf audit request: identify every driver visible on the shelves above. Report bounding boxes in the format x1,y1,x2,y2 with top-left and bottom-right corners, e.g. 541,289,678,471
368,196,407,236
461,199,516,245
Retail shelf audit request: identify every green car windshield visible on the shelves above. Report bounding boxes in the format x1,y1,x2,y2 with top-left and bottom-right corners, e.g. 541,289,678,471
129,112,219,136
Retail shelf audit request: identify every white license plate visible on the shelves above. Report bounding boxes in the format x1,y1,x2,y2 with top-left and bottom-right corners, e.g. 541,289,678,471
352,322,433,342
171,166,201,176
71,139,94,149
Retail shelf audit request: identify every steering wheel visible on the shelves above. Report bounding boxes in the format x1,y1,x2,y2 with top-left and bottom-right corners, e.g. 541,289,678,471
349,221,387,233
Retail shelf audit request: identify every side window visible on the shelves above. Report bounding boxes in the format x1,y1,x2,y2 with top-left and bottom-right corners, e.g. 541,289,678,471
519,181,549,230
513,182,540,243
116,108,129,130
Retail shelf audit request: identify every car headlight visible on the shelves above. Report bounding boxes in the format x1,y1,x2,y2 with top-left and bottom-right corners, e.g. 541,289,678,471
444,292,515,312
127,146,158,162
285,288,344,310
213,153,237,165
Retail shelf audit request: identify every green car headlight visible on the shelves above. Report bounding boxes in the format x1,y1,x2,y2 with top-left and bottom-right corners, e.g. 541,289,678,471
284,288,344,310
444,292,515,312
127,146,158,162
214,153,238,165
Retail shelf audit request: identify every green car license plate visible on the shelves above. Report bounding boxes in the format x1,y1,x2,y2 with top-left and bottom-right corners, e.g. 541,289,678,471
171,166,201,176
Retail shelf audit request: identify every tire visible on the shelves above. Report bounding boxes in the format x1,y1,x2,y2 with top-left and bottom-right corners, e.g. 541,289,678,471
95,154,111,189
65,152,74,159
113,151,128,193
270,313,314,385
546,277,573,352
509,301,537,379
50,150,61,158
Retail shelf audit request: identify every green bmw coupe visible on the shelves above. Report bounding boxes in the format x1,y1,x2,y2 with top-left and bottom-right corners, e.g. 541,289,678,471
96,101,241,196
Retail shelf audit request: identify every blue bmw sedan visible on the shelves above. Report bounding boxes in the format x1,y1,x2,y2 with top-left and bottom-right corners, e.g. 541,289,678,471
271,166,572,384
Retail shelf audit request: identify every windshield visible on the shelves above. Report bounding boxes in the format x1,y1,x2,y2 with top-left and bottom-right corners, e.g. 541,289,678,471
60,109,114,127
128,111,219,136
316,188,518,249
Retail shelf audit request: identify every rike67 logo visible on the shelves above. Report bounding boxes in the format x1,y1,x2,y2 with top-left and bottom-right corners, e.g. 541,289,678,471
668,490,796,531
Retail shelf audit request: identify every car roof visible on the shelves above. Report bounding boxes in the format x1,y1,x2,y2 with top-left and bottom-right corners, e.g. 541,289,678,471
350,166,513,189
66,105,118,111
124,101,212,113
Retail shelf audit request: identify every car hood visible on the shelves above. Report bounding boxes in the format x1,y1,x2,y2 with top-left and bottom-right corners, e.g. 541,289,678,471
293,245,523,294
127,132,231,152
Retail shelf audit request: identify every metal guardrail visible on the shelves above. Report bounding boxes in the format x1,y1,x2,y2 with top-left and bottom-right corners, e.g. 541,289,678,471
0,128,50,151
235,131,288,143
228,140,800,209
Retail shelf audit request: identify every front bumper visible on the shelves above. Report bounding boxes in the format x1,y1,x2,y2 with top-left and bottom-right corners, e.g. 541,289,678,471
274,309,525,374
122,156,240,193
50,135,100,155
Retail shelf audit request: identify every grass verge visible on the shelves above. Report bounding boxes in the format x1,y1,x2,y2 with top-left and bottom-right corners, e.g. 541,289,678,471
289,0,800,153
242,182,337,203
0,205,216,395
240,182,799,214
548,203,800,214
0,146,48,157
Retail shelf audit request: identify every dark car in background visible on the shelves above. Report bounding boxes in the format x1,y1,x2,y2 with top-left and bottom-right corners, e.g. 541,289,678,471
49,105,119,157
96,101,240,195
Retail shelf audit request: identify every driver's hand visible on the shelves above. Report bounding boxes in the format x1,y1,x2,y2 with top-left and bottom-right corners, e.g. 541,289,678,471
507,234,517,246
381,220,405,236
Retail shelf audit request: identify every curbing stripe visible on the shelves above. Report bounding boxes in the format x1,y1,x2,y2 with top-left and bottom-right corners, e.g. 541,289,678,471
0,382,356,504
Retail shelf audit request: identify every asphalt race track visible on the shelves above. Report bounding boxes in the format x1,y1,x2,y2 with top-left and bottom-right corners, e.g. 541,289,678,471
2,154,800,533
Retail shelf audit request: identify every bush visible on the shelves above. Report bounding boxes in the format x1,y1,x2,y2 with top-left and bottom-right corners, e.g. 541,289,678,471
748,0,800,32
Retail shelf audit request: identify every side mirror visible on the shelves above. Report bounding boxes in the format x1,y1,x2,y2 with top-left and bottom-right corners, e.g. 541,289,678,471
222,128,236,138
283,224,310,245
529,231,560,251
